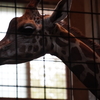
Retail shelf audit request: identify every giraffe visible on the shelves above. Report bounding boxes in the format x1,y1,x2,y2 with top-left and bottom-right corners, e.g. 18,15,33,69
0,0,100,99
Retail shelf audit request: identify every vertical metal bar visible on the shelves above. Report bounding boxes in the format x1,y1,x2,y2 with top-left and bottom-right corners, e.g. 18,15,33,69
95,0,100,43
40,0,46,99
66,0,73,99
26,62,31,98
90,0,98,100
14,0,18,99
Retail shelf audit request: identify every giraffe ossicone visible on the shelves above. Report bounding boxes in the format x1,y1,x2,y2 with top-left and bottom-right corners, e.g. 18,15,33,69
0,0,100,99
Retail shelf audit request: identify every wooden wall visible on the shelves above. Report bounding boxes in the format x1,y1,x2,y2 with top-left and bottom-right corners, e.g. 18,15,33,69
70,0,89,100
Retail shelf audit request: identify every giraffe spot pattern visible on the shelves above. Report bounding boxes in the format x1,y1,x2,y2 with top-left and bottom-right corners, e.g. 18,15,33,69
32,38,37,43
33,45,39,52
36,35,40,39
55,24,76,43
52,51,59,57
44,32,48,35
51,43,54,50
60,32,76,43
34,16,41,24
56,38,67,47
80,42,98,59
61,50,66,55
69,37,76,43
86,61,99,74
28,45,33,52
39,48,45,55
69,47,82,61
25,53,33,58
19,45,26,53
39,38,43,46
83,73,98,89
72,65,85,77
39,37,47,46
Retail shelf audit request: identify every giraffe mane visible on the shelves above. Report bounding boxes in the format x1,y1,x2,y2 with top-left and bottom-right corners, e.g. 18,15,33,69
59,20,100,56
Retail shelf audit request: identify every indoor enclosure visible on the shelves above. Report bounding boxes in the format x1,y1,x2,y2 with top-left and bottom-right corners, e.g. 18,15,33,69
0,0,100,100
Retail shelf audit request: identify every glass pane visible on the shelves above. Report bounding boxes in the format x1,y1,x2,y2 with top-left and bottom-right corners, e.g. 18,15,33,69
45,55,66,88
31,88,44,99
0,64,27,98
46,89,66,99
30,54,67,99
30,60,44,87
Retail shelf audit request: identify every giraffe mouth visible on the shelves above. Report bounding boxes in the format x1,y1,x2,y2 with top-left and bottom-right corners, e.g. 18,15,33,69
0,38,12,49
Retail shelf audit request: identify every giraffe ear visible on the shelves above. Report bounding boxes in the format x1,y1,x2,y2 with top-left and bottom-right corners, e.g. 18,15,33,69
27,0,41,8
49,0,72,23
24,0,41,18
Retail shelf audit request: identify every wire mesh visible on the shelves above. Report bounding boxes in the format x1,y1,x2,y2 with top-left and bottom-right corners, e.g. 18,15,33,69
0,0,100,100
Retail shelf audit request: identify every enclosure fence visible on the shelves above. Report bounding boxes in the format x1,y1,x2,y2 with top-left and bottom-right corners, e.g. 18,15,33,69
0,0,100,100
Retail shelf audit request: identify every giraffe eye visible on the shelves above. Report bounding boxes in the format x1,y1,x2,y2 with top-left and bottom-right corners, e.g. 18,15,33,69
24,26,35,33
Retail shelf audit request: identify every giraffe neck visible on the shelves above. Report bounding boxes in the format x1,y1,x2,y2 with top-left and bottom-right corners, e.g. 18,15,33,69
50,24,98,61
61,22,100,56
49,23,100,98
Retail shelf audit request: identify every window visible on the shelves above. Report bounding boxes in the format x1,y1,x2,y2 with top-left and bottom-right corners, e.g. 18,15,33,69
30,54,67,99
0,2,68,99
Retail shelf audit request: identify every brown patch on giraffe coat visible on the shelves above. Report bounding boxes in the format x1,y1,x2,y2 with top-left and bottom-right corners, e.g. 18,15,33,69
72,65,85,77
32,38,36,43
86,61,99,74
28,45,33,52
69,47,82,61
39,48,46,55
57,32,76,43
61,50,66,55
69,36,76,43
33,45,39,52
19,45,26,52
56,38,67,47
39,37,47,46
39,38,43,46
51,43,54,50
83,73,98,89
55,24,76,43
80,42,98,59
52,51,59,57
25,53,33,58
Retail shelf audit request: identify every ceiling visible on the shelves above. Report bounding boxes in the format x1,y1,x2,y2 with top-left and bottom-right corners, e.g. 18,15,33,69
0,0,59,5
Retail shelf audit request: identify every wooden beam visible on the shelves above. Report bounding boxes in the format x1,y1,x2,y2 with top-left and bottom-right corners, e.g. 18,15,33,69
0,98,65,100
0,0,59,5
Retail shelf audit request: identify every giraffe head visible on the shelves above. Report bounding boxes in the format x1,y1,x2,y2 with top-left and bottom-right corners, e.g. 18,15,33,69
0,0,72,64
